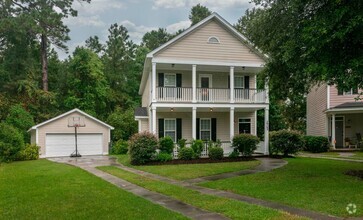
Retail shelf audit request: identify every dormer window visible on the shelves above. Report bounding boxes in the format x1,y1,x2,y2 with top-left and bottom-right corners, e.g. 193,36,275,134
208,36,220,44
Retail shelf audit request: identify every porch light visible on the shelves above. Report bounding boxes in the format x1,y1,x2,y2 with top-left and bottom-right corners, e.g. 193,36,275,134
242,66,245,70
171,64,175,68
210,108,213,112
170,107,174,112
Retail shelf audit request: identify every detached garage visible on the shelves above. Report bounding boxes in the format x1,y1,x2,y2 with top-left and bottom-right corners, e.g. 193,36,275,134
28,108,114,158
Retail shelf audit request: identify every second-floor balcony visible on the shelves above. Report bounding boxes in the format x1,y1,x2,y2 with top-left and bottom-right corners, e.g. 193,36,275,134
156,87,268,103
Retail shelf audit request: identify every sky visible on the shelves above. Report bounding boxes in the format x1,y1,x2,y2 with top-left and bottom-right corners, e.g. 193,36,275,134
58,0,255,59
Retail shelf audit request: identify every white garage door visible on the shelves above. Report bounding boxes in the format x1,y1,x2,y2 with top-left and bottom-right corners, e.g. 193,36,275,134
46,134,103,157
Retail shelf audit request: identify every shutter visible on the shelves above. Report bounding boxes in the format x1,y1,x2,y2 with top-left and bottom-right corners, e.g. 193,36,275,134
244,76,250,89
158,119,164,138
176,118,182,141
211,118,217,142
176,74,182,87
176,74,182,98
228,76,230,88
158,73,164,87
196,118,200,139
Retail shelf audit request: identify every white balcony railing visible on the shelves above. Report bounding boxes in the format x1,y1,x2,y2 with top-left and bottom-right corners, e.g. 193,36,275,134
156,87,267,103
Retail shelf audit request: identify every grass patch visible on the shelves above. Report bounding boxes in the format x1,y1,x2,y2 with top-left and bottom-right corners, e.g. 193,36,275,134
201,157,363,217
0,160,187,220
117,154,260,180
98,166,305,220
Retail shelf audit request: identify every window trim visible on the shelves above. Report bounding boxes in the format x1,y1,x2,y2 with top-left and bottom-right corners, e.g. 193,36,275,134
343,88,358,96
207,36,220,44
164,73,176,87
164,118,176,142
234,76,245,89
238,117,252,134
200,118,211,140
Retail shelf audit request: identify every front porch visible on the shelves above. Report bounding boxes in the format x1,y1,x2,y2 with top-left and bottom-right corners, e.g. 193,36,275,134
148,106,269,155
327,107,363,149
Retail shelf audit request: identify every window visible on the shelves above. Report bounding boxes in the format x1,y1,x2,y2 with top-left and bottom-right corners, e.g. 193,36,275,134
164,119,176,142
235,76,244,88
238,118,251,134
164,74,176,87
200,119,211,140
338,87,359,96
208,36,220,44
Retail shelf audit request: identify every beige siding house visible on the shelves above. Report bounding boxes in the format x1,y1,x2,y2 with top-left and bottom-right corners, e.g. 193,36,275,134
307,84,363,149
29,109,114,158
135,13,269,155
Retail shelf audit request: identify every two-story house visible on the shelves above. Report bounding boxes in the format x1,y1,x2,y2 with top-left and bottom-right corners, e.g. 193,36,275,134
135,13,270,155
307,84,363,149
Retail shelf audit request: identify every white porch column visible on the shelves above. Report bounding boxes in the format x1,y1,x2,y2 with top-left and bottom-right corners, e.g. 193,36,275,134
332,114,336,149
230,66,234,103
192,107,197,139
264,107,269,155
152,62,157,102
230,107,235,141
152,106,157,135
192,65,197,103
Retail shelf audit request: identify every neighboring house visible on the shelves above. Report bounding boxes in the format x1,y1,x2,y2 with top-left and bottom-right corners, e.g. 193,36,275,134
135,13,269,155
307,84,363,149
28,108,114,157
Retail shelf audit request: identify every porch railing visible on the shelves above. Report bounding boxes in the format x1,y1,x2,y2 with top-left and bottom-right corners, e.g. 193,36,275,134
156,87,267,103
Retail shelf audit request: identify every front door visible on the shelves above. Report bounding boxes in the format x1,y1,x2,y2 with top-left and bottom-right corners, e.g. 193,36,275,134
200,76,210,101
335,117,344,148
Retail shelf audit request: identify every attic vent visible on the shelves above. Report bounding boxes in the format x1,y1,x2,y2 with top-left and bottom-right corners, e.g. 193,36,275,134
208,36,220,44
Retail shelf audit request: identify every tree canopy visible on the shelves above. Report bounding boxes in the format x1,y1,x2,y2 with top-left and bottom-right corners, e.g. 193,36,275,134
189,4,212,26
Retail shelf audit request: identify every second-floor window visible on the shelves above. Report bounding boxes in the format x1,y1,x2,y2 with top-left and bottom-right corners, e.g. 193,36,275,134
338,88,358,96
164,74,176,87
235,76,245,89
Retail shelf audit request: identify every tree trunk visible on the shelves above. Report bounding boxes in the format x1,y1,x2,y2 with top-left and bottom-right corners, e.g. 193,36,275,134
41,34,48,91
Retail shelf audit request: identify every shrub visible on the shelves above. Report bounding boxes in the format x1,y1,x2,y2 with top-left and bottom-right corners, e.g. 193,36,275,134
5,104,34,142
303,136,330,153
177,138,187,148
178,147,194,160
17,144,40,161
229,149,240,158
191,139,204,158
159,136,175,154
111,140,128,155
129,132,158,165
208,146,224,160
154,152,173,162
0,123,25,162
207,139,222,148
232,134,260,157
270,130,304,156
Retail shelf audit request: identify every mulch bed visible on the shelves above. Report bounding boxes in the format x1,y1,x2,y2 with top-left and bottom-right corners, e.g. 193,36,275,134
345,170,363,180
144,157,257,166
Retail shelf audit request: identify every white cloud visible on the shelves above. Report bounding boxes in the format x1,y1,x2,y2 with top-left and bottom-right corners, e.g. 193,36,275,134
166,20,191,33
152,0,186,9
120,20,157,43
73,0,124,15
65,15,105,27
152,0,252,10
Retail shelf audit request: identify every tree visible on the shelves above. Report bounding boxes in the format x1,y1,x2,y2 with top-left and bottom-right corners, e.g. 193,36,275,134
239,0,363,97
189,4,212,26
64,47,109,117
5,104,34,142
85,35,104,56
6,0,90,91
141,28,171,51
106,107,138,141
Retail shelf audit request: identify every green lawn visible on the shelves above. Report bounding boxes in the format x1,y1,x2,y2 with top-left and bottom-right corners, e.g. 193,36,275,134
98,166,305,220
301,151,363,160
0,160,187,220
117,155,260,180
201,157,363,217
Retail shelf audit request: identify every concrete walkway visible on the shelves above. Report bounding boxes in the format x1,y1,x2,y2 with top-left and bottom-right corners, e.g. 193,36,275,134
49,156,228,220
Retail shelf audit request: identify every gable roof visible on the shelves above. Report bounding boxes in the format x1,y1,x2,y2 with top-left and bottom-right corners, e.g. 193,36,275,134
147,12,266,60
139,12,266,95
28,108,114,131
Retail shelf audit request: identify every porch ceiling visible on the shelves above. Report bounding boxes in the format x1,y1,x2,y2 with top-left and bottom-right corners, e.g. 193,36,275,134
156,107,262,113
157,63,261,73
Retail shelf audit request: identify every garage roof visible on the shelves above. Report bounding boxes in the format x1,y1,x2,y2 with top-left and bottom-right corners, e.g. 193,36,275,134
28,108,114,131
